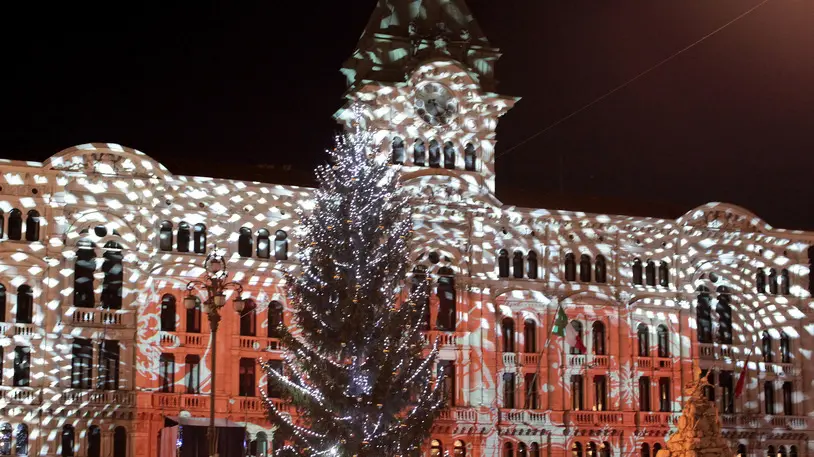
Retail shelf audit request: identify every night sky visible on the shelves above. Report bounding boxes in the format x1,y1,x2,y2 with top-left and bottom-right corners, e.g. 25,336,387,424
2,1,813,229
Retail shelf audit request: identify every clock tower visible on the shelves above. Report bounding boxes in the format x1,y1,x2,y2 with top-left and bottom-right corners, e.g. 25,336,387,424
337,0,518,197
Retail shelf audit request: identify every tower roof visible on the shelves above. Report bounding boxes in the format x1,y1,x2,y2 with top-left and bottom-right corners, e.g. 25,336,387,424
361,0,489,46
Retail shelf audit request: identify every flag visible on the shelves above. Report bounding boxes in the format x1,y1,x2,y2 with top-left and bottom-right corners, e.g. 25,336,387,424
552,305,569,337
735,351,752,398
552,305,587,353
566,321,587,354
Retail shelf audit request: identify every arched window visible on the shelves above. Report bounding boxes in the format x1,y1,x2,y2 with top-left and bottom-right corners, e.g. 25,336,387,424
572,442,583,457
587,442,597,457
504,442,514,457
570,321,584,355
519,443,528,457
780,269,790,295
16,285,33,324
0,209,4,238
160,294,176,332
645,261,656,286
256,432,268,457
176,222,191,252
240,299,257,337
454,440,466,457
7,209,22,240
101,241,123,310
13,424,27,456
579,254,592,282
113,426,127,457
658,262,669,287
657,325,669,358
412,266,430,329
524,319,537,353
779,447,788,457
530,443,540,457
256,229,271,259
564,253,576,282
736,445,746,457
756,269,767,293
594,255,607,283
464,143,476,171
25,210,40,242
780,332,791,363
159,221,173,251
769,269,778,294
767,446,775,457
61,424,75,457
637,324,650,357
0,424,9,456
428,140,441,167
512,251,524,278
268,301,284,338
186,296,201,333
431,439,443,457
696,287,712,344
88,426,101,457
443,141,456,169
653,444,662,456
601,442,611,457
632,258,643,285
193,223,206,254
791,446,798,457
413,139,426,166
437,270,456,331
716,287,732,344
238,227,253,258
391,137,405,164
74,239,96,308
498,249,510,278
274,230,288,260
526,252,538,279
762,331,773,363
592,321,605,355
641,443,650,457
502,317,515,352
0,284,5,322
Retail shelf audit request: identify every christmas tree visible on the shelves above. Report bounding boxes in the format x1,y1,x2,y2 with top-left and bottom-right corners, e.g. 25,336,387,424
261,109,444,457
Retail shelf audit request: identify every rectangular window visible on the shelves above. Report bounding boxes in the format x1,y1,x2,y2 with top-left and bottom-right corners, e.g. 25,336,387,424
701,369,716,403
97,340,120,390
639,376,651,411
266,360,284,398
764,382,775,414
439,361,456,407
185,355,201,394
503,373,516,409
186,305,201,333
571,375,584,411
71,338,93,389
782,382,793,415
239,358,256,397
720,371,734,414
13,346,31,387
659,378,671,412
594,375,607,411
525,373,538,409
159,354,175,393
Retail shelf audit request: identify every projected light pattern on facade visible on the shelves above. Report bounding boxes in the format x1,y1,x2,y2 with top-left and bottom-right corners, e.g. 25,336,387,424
1,1,813,457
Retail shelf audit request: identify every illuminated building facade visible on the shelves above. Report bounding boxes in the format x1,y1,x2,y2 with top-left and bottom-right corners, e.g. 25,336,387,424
0,1,813,457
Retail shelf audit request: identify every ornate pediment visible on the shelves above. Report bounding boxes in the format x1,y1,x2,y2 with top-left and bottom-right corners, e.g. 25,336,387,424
46,143,171,180
679,203,771,234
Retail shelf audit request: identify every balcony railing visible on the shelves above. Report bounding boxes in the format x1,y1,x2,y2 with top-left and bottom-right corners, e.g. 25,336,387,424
0,323,39,338
69,308,133,327
501,409,549,426
438,407,478,422
568,411,628,426
0,386,41,405
636,357,653,369
568,355,586,367
592,355,610,368
237,336,281,352
60,389,135,407
423,331,458,347
638,412,679,427
521,353,541,366
159,331,208,349
181,394,209,411
720,414,809,430
237,396,267,413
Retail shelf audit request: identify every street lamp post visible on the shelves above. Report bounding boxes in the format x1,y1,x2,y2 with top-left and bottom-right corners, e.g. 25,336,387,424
184,250,246,457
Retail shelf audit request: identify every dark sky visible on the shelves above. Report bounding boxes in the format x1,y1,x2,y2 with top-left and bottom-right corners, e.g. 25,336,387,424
2,1,813,229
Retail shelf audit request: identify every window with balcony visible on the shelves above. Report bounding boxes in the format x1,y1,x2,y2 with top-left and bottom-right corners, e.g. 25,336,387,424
16,285,33,324
274,230,288,260
71,338,93,389
238,227,253,258
160,294,176,332
437,270,456,331
88,426,101,457
13,346,30,386
570,321,584,355
764,381,775,414
61,425,75,457
780,332,791,363
159,354,175,393
186,297,201,333
7,209,22,240
0,284,5,322
783,382,793,415
696,288,712,344
159,221,173,251
700,369,715,402
762,331,773,363
639,376,651,411
455,440,467,457
594,375,607,411
525,373,538,409
502,318,515,353
527,251,538,279
592,321,605,355
74,240,96,308
571,375,584,410
239,358,256,397
657,325,669,358
572,442,583,457
524,320,537,354
637,324,649,357
439,361,455,407
720,371,734,413
645,261,656,286
431,440,443,457
658,378,671,412
498,250,510,278
240,299,257,337
193,223,206,254
268,301,283,338
98,340,120,390
256,229,271,259
266,360,284,398
184,355,201,394
101,241,123,310
716,287,732,344
177,222,191,252
503,373,516,409
632,258,643,285
579,254,592,282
